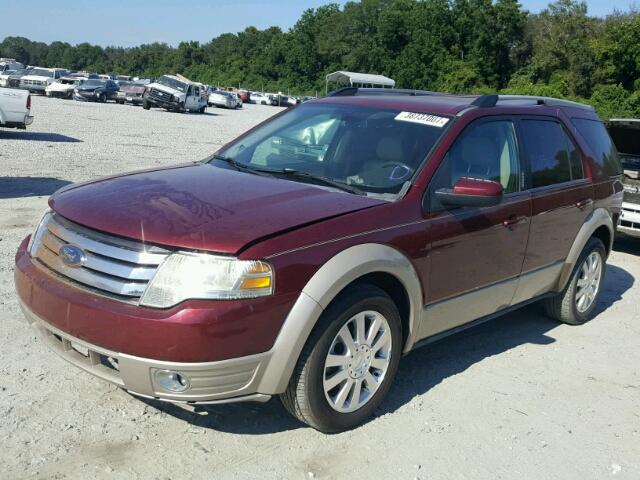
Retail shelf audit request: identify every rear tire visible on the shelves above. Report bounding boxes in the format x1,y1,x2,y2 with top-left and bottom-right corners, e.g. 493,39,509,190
544,237,606,325
280,284,402,432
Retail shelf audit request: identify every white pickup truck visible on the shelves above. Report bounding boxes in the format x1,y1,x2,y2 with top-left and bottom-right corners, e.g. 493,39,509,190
0,87,33,129
142,74,207,113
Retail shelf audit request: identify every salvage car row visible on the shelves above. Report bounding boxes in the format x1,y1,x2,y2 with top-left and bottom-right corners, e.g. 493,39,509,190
0,58,310,113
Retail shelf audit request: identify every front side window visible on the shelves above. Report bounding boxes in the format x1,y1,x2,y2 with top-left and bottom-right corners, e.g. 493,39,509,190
520,119,580,188
428,119,520,211
215,103,450,196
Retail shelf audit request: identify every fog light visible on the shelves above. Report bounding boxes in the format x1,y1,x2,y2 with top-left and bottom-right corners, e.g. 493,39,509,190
153,369,191,393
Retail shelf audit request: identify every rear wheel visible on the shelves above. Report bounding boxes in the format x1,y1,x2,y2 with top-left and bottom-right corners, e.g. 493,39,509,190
281,284,402,432
545,237,606,325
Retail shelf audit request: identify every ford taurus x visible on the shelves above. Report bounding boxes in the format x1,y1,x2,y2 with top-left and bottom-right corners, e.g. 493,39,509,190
15,89,623,432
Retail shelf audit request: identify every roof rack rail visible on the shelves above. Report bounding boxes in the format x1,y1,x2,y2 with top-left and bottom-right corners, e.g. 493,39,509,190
498,95,594,111
471,94,499,108
471,94,594,111
327,87,439,97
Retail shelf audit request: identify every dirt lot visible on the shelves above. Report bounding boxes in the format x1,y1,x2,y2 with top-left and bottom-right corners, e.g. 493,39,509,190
1,96,639,480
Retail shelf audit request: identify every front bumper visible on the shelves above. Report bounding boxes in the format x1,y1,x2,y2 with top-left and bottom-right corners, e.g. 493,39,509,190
47,90,73,98
117,92,143,104
14,237,307,403
145,94,181,109
21,84,46,92
19,300,271,404
73,91,100,101
619,202,640,238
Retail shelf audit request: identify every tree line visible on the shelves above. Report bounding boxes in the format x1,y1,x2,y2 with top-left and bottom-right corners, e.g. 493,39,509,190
1,0,639,118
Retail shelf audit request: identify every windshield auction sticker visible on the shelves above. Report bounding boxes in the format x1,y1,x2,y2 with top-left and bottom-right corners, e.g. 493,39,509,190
395,112,449,128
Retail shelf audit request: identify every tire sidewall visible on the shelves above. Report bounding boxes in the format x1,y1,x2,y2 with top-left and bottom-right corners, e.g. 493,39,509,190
303,287,402,432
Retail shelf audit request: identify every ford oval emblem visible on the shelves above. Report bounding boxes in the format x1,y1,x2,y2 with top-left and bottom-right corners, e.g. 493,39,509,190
59,245,86,267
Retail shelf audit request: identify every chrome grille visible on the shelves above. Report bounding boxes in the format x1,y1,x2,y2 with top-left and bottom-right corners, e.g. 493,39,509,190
149,88,172,102
31,213,170,300
20,79,45,87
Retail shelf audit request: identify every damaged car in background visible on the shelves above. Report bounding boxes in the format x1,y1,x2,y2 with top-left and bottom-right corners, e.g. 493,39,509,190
116,81,147,105
608,119,640,239
73,79,119,102
142,74,207,113
19,67,67,94
46,76,84,99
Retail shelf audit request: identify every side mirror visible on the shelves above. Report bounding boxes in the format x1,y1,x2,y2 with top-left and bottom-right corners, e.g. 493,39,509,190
435,177,503,207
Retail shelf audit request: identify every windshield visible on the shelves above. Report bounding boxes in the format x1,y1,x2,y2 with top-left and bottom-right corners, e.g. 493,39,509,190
157,75,187,93
29,68,53,77
83,79,104,87
214,103,449,196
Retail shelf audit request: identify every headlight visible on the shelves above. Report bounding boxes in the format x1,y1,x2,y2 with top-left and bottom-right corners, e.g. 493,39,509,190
139,252,273,308
27,210,52,255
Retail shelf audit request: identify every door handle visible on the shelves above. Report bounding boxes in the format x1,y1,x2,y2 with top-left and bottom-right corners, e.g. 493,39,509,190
502,215,528,228
576,199,593,209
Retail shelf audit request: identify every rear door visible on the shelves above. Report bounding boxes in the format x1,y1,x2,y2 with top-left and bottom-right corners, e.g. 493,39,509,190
419,117,531,339
511,117,593,303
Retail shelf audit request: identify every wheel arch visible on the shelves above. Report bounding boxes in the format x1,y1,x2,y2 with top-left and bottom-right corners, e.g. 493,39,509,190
555,207,614,291
256,243,424,395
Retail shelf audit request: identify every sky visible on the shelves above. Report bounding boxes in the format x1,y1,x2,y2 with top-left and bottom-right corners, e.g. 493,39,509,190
0,0,635,47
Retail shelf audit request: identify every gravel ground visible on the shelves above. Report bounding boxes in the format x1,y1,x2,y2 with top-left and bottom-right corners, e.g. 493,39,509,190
1,96,639,480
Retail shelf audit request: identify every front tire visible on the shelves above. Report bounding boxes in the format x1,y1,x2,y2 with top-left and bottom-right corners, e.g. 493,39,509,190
142,100,150,110
545,237,606,325
281,284,402,432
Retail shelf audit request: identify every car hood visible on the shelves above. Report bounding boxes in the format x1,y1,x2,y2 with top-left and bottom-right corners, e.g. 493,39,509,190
21,75,51,81
147,83,182,96
49,163,385,254
77,85,102,91
120,85,145,94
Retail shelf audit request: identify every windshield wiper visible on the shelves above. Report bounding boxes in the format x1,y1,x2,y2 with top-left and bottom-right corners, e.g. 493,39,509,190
212,156,364,195
211,154,274,177
275,168,365,195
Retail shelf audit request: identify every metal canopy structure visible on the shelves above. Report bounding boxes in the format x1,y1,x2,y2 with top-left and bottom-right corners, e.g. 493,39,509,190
325,71,395,94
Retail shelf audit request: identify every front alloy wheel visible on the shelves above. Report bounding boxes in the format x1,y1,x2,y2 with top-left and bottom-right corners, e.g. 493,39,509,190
322,310,392,413
281,284,402,432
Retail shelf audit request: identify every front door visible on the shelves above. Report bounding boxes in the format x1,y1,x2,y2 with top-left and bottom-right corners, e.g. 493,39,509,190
419,117,531,339
185,86,198,111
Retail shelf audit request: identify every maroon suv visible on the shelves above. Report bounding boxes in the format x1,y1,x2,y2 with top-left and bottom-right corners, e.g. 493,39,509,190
15,89,623,432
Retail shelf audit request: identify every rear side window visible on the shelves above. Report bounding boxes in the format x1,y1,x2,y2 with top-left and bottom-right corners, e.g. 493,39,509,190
520,119,582,188
572,118,622,177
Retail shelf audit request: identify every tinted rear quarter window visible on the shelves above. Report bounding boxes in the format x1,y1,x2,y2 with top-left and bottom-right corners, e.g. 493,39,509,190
520,119,582,188
572,118,622,177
